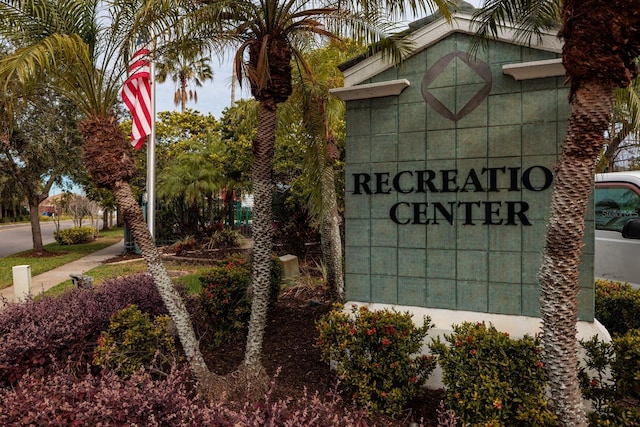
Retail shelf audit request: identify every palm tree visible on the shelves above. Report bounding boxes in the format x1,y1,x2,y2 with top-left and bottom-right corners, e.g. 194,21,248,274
157,138,224,235
0,0,215,387
473,0,640,424
279,40,364,301
293,47,346,302
186,0,453,384
155,47,214,113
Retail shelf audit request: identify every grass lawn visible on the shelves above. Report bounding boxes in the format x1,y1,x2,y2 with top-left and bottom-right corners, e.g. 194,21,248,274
0,228,124,290
1,224,213,297
43,259,148,297
44,258,207,297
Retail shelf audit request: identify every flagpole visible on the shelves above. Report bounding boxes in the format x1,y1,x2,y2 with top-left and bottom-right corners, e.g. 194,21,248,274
147,61,156,239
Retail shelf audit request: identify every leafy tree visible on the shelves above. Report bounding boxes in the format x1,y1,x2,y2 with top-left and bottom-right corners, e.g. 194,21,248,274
0,0,215,386
0,83,83,252
219,99,257,189
0,175,9,221
156,109,221,147
185,0,452,386
473,0,640,424
152,109,249,240
0,165,26,221
218,100,257,225
79,180,119,229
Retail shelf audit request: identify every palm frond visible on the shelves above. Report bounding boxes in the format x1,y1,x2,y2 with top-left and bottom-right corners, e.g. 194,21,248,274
613,80,640,142
0,0,187,119
470,0,560,55
0,33,87,87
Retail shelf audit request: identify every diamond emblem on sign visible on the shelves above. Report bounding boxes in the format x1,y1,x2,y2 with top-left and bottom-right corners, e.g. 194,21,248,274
421,51,492,121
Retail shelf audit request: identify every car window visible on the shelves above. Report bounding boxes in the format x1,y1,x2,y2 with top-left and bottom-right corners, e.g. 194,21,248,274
595,186,640,231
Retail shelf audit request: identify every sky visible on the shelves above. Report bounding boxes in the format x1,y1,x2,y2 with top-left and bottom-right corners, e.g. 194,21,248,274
153,0,484,118
154,60,239,118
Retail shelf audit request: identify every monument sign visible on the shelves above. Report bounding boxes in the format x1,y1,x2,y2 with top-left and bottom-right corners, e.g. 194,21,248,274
332,11,602,331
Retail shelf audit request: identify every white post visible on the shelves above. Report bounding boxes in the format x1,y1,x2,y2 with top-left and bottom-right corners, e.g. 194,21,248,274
12,265,31,302
147,61,156,238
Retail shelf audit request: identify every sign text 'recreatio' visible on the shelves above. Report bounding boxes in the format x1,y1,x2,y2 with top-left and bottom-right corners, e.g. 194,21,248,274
351,166,553,226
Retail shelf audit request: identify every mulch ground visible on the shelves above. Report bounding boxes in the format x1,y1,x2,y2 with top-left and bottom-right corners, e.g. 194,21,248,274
105,249,444,426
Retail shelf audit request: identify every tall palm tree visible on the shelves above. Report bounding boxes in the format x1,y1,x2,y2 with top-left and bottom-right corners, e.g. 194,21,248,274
279,40,363,301
186,0,453,383
473,0,640,424
293,46,346,302
155,47,214,113
0,0,215,387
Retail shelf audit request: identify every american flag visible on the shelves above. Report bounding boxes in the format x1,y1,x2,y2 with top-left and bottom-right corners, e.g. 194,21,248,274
121,48,152,150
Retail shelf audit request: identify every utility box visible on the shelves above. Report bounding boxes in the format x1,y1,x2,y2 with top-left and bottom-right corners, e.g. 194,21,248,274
278,254,300,282
12,265,31,302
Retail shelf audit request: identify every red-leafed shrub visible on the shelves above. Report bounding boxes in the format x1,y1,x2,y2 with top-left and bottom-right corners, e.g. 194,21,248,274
0,365,369,426
0,274,167,385
0,366,222,426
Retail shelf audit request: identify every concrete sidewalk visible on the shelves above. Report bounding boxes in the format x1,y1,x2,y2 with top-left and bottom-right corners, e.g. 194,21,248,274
1,239,125,304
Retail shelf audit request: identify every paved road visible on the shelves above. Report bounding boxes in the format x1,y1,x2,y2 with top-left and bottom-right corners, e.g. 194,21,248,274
0,220,94,257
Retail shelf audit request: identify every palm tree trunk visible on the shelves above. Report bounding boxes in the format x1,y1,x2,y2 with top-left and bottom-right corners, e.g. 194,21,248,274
320,164,344,301
539,80,613,427
180,76,187,113
243,102,276,378
78,116,213,386
111,181,212,383
542,0,640,423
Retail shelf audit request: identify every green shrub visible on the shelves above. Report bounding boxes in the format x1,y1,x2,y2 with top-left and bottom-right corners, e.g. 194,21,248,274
579,336,617,422
53,226,97,245
204,227,243,250
93,305,178,377
580,334,640,425
270,254,284,290
612,329,640,401
429,322,556,427
198,254,281,347
595,279,640,336
316,304,436,416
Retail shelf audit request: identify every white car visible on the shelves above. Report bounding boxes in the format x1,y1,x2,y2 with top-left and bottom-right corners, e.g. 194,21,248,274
594,171,640,287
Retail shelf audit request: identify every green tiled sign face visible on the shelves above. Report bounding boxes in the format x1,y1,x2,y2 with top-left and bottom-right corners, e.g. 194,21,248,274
344,33,595,321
